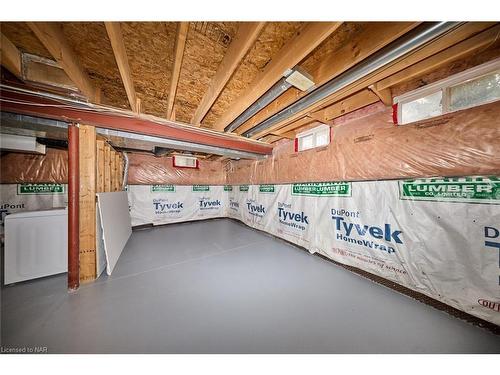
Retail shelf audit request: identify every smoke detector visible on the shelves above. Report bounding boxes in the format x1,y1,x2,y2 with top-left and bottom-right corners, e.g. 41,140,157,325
283,66,315,92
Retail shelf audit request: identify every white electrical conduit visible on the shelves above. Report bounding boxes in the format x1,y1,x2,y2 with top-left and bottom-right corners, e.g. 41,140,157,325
122,152,129,190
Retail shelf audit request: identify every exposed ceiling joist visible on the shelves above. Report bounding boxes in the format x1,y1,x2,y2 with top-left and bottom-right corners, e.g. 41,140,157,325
309,89,380,123
191,22,266,126
259,134,282,144
166,22,189,120
212,22,343,131
270,130,295,140
105,22,138,113
1,33,22,78
235,22,420,135
26,22,101,103
251,22,496,139
376,23,500,91
367,85,392,106
273,117,315,136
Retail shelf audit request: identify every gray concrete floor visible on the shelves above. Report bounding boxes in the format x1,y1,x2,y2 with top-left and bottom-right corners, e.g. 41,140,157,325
1,219,499,353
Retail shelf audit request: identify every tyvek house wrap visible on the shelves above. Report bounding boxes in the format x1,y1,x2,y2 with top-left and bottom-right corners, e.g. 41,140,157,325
127,176,500,326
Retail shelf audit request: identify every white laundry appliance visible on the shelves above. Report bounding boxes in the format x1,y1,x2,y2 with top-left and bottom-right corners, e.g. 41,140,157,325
4,208,67,284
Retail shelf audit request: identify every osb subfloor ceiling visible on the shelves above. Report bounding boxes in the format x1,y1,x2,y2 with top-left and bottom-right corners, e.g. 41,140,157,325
2,21,305,123
1,22,499,142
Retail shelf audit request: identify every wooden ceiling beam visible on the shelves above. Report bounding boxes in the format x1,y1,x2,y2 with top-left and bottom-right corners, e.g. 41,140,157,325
270,130,296,140
309,89,380,123
269,89,380,135
251,22,496,139
235,22,420,135
259,134,282,144
273,117,316,136
191,22,266,126
26,22,100,103
212,22,343,131
166,22,189,120
376,23,500,91
105,22,138,113
1,33,22,78
367,85,392,106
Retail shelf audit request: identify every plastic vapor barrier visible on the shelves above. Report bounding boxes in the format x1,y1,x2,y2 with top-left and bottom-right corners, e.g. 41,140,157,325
226,101,500,185
127,177,500,326
0,148,68,183
127,154,226,185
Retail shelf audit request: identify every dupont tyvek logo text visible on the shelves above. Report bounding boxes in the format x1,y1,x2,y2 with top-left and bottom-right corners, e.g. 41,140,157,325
278,202,308,231
0,203,25,210
153,198,184,215
246,200,266,218
0,202,26,225
485,225,500,285
198,197,221,210
331,212,402,254
229,199,239,211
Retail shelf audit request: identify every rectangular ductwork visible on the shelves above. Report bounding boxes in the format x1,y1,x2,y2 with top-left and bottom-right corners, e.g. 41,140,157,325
0,133,46,154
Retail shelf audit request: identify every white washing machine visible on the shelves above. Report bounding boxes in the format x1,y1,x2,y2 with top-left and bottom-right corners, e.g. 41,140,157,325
4,208,67,284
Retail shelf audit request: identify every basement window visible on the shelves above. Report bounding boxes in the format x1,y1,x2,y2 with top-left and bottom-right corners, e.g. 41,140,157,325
296,124,330,152
172,155,199,169
394,58,500,125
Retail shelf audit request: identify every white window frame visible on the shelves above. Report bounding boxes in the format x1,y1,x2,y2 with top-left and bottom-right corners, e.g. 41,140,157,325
296,123,330,152
394,57,500,125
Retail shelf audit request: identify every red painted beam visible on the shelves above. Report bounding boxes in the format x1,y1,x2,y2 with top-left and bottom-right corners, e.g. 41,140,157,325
0,88,273,155
67,124,79,291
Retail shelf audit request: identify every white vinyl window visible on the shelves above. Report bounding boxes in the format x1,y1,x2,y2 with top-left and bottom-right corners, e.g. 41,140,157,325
394,58,500,125
296,124,330,151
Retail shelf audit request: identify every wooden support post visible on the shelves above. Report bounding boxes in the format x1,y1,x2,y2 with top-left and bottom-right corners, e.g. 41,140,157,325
96,139,105,193
104,144,111,192
78,124,97,283
67,124,79,291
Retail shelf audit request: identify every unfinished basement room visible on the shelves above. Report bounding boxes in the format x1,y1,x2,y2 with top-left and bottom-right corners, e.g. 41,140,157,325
1,2,500,363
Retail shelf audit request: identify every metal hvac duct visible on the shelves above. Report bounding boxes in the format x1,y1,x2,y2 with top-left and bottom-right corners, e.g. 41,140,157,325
242,22,461,138
224,77,292,133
